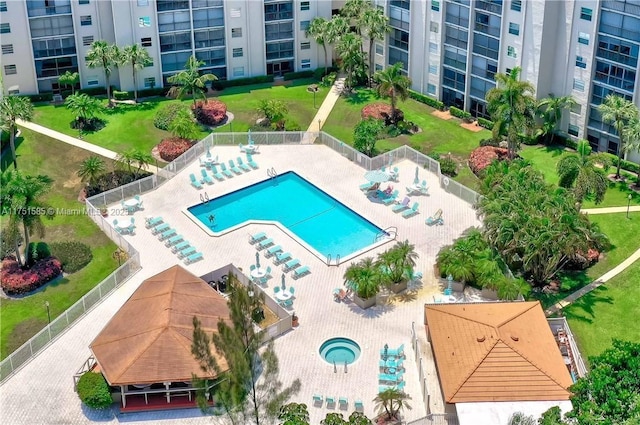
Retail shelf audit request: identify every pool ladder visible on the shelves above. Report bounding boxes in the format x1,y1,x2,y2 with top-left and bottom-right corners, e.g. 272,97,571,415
267,167,278,180
326,254,341,267
200,192,210,204
375,226,397,242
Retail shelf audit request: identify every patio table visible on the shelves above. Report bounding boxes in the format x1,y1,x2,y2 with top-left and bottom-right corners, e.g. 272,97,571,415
202,156,219,165
275,291,292,302
124,199,139,208
251,268,267,279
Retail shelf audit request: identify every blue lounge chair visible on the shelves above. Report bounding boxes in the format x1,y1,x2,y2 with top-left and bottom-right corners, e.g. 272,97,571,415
359,181,374,191
391,197,410,212
339,397,348,409
379,381,406,393
265,245,282,257
382,190,400,205
200,169,214,185
178,246,197,259
283,258,300,272
378,373,399,383
402,202,420,218
354,400,363,411
145,216,163,228
184,251,203,264
164,234,184,247
228,159,243,174
425,209,444,226
238,143,248,152
246,154,258,169
219,163,234,178
249,232,266,244
313,394,323,405
274,286,280,294
275,251,292,264
210,164,225,181
326,396,335,407
387,344,405,358
151,223,170,235
189,173,202,189
171,241,190,253
292,265,310,279
257,238,274,249
237,157,251,172
159,228,177,240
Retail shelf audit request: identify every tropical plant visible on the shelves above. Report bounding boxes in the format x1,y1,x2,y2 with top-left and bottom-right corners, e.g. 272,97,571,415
536,94,577,144
257,99,288,130
0,95,33,169
77,155,107,186
58,70,79,95
598,94,639,178
485,67,536,158
556,140,611,205
154,103,185,130
347,412,372,425
361,7,390,83
167,55,218,106
86,40,120,105
622,113,640,187
326,16,349,54
306,18,331,75
344,257,382,299
335,32,368,92
341,0,370,24
353,117,384,157
115,148,152,178
279,402,310,425
374,63,411,124
65,93,103,132
373,388,412,421
321,413,347,425
76,371,112,410
131,150,153,178
377,240,418,286
120,44,153,102
168,108,200,140
507,412,537,425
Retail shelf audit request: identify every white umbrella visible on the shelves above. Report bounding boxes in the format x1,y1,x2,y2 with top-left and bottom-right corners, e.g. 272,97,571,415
364,170,390,183
414,166,419,184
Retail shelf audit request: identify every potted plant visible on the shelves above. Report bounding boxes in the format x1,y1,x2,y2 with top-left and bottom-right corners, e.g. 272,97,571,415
344,257,380,310
377,240,418,294
99,206,108,217
291,312,299,327
373,388,412,424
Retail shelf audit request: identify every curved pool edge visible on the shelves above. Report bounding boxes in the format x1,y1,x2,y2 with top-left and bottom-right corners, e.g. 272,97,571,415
319,337,362,365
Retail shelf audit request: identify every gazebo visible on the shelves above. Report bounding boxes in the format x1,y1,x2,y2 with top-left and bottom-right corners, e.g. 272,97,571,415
90,265,231,411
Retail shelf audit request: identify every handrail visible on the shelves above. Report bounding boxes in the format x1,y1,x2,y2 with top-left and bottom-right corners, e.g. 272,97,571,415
376,226,397,242
199,192,210,204
267,167,278,179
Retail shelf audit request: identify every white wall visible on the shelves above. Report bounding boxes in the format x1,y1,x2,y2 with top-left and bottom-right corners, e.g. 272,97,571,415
0,1,38,94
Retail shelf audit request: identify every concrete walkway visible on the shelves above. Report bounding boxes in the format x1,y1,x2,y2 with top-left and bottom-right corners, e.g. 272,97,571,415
16,119,160,174
581,205,640,215
302,76,345,143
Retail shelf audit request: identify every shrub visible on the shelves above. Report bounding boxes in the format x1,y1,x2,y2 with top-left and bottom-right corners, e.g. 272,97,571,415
137,87,167,98
439,157,458,177
76,372,112,410
469,146,510,177
49,241,92,273
313,66,338,80
78,87,107,97
284,120,302,131
192,99,227,126
154,103,185,130
408,90,445,110
112,90,131,100
449,106,473,121
212,75,274,90
603,153,640,174
85,170,152,197
27,241,51,266
479,138,500,147
0,229,21,260
0,256,63,295
283,70,314,80
70,117,105,132
26,93,54,103
477,117,494,130
320,72,337,88
157,137,195,162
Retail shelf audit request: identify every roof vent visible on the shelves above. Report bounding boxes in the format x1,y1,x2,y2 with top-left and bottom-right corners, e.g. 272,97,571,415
511,335,519,342
476,336,485,342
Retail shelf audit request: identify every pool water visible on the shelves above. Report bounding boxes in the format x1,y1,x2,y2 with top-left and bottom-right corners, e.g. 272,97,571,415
188,172,383,260
319,337,361,364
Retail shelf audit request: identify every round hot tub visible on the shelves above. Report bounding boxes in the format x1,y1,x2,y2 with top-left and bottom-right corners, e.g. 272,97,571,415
319,337,361,364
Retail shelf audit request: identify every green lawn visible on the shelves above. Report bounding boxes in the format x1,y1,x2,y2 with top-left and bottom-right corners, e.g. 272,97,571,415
564,259,640,359
0,128,119,359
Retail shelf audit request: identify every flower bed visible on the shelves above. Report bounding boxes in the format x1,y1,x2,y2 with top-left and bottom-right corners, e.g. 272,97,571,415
361,103,403,126
157,137,195,162
1,256,63,295
469,146,509,176
192,99,227,126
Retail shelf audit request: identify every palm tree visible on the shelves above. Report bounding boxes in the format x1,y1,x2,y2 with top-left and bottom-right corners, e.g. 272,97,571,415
537,94,577,145
58,70,79,95
377,240,418,285
341,0,370,24
120,44,153,103
77,155,106,186
86,40,120,106
257,99,288,130
622,114,640,187
0,95,33,169
167,55,218,106
65,93,102,123
486,67,536,158
335,32,367,92
306,18,330,75
361,7,390,84
374,63,411,124
373,388,412,420
168,108,200,140
556,140,611,204
343,257,381,299
327,16,349,62
598,94,638,178
115,149,136,175
131,150,154,178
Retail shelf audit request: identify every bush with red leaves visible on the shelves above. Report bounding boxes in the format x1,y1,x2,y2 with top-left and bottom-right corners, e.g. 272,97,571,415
191,99,227,126
1,256,62,295
157,137,195,162
361,103,403,126
468,146,510,177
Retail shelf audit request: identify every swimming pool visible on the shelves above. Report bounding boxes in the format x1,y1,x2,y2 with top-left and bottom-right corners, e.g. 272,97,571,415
319,337,361,365
187,171,386,262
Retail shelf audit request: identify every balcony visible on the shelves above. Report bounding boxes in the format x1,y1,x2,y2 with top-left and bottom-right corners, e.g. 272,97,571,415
27,5,72,17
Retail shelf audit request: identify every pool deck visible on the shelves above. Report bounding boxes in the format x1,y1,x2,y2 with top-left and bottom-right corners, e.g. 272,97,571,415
0,144,481,424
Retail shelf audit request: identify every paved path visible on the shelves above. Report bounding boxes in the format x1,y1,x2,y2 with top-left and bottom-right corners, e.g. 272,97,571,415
302,77,345,143
16,119,160,174
581,205,640,214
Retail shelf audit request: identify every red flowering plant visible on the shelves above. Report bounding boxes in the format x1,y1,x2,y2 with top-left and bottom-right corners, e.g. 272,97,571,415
157,137,195,162
1,256,63,295
468,146,510,177
192,99,227,126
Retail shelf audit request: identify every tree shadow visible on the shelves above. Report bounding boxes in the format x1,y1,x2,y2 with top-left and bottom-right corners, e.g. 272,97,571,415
344,90,374,105
1,134,25,171
542,144,567,157
347,301,396,318
102,101,157,116
561,287,614,324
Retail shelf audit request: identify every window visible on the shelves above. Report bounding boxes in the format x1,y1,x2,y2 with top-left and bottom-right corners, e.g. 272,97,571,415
230,8,240,18
573,78,585,91
431,0,440,12
511,0,521,12
82,35,94,46
429,42,438,53
508,22,519,36
1,44,13,54
580,7,592,21
0,22,9,34
506,67,512,74
578,32,590,45
232,47,243,57
429,64,438,75
301,58,311,69
507,45,517,58
375,43,383,55
575,55,586,68
231,27,242,38
233,66,244,77
568,124,579,137
571,103,582,115
137,0,149,6
301,1,310,11
430,21,439,33
375,63,383,71
300,20,310,31
87,76,99,86
80,15,92,26
8,87,19,95
143,77,155,88
4,64,16,75
145,58,153,67
79,0,90,4
141,37,152,47
0,1,6,12
427,83,436,95
301,41,310,50
139,16,151,27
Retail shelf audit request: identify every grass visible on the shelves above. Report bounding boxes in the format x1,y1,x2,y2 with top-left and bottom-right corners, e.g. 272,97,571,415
533,212,640,308
0,128,119,359
563,259,640,359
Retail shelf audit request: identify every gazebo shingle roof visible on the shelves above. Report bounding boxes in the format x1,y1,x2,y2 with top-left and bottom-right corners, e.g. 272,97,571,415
90,265,231,386
424,301,573,403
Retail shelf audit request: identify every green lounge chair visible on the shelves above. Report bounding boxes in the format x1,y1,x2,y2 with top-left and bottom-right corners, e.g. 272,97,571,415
257,238,274,249
158,228,177,240
249,232,267,244
339,397,348,409
228,159,242,174
391,197,410,212
184,251,203,264
325,396,335,406
283,258,300,272
237,157,251,172
246,154,258,169
382,190,400,205
292,265,310,279
189,173,203,189
354,400,363,411
151,223,170,235
313,394,323,405
145,216,163,229
219,163,234,178
275,251,292,264
402,202,420,218
164,234,184,247
171,241,190,253
178,246,197,259
387,344,405,358
210,165,225,181
200,169,214,185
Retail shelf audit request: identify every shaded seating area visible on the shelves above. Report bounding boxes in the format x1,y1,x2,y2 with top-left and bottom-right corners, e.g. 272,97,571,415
113,217,136,235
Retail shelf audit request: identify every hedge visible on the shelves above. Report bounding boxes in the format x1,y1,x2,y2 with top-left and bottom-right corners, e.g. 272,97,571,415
603,153,640,174
212,75,274,90
408,90,445,111
27,241,51,266
0,256,63,295
26,93,54,102
77,372,112,410
283,70,315,81
112,90,130,100
49,241,93,273
449,106,473,121
477,117,494,130
78,87,108,96
313,66,338,80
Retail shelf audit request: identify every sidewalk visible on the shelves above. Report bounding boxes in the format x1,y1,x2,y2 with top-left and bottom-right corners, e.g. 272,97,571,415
16,119,160,174
302,77,345,143
581,205,640,214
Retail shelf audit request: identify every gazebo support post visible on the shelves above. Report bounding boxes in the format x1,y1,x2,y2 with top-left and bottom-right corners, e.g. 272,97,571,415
121,385,126,408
